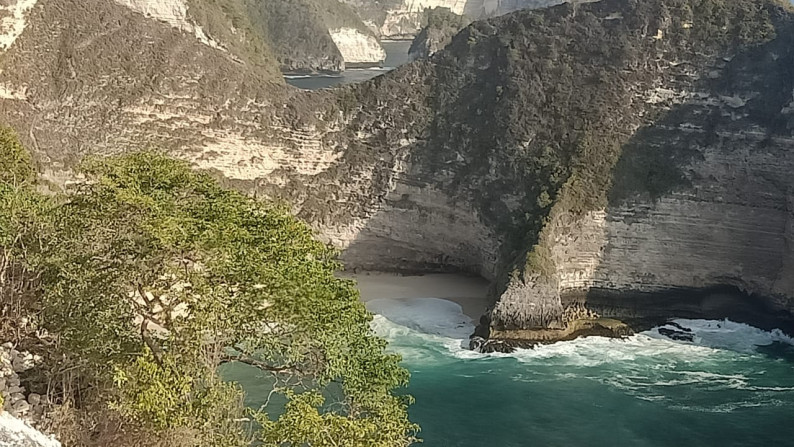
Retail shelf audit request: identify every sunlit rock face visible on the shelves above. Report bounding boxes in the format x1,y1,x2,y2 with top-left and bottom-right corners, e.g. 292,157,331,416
0,0,38,50
330,27,386,66
339,0,571,38
112,0,221,47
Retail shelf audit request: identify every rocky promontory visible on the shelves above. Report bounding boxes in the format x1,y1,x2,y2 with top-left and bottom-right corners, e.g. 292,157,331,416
1,0,793,347
408,7,471,60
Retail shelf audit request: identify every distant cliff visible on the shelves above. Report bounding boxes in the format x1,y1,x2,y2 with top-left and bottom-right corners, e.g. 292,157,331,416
1,0,793,345
340,0,572,38
408,7,471,59
244,0,385,73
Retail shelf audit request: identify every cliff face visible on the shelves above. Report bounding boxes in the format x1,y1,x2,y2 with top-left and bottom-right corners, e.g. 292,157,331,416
330,28,386,66
1,0,793,342
248,0,385,72
340,0,569,38
408,7,471,60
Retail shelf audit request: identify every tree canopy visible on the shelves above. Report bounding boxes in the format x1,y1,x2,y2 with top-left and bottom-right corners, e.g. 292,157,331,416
0,128,417,446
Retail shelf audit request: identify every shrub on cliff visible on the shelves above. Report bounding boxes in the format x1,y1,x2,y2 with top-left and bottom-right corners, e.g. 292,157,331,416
0,140,416,446
0,127,35,186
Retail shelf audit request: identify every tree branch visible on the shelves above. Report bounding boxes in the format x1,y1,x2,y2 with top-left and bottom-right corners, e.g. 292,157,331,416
218,353,299,374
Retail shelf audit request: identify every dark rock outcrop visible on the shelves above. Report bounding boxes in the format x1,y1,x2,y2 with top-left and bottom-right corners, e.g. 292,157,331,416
408,7,470,60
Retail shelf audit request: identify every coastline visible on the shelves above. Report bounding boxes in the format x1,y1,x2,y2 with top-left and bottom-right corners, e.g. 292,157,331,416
346,271,490,320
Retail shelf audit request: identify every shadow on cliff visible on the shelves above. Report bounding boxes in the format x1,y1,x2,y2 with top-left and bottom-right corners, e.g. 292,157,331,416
582,20,794,335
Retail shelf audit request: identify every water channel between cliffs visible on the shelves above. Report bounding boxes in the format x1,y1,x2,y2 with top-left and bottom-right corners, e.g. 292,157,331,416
285,41,412,90
224,272,794,447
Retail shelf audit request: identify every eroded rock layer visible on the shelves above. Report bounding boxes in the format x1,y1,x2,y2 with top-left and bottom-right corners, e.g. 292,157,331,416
1,0,793,342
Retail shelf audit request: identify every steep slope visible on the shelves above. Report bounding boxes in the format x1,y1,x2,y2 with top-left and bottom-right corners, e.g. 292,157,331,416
1,0,793,347
408,7,471,59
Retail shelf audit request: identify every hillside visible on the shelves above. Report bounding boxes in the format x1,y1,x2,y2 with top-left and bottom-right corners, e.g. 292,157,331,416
1,0,793,352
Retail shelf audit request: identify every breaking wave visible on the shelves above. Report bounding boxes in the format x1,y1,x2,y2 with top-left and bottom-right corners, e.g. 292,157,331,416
368,297,794,411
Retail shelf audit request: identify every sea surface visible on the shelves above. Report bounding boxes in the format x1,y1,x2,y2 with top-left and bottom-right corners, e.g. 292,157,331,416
230,276,794,447
369,298,794,447
285,41,412,90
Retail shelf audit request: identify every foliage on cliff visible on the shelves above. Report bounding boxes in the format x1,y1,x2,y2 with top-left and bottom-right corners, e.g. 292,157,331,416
0,135,416,446
0,127,34,186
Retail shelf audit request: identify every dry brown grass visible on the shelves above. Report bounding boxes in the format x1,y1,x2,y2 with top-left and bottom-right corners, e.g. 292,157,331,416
47,402,199,447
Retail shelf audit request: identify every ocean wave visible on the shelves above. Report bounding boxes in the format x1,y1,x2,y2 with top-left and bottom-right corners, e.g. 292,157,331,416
647,319,794,353
367,297,794,425
369,298,794,361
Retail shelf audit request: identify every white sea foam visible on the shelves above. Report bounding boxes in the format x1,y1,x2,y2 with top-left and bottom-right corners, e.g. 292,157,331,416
367,297,475,340
368,297,794,417
648,319,794,353
368,297,794,378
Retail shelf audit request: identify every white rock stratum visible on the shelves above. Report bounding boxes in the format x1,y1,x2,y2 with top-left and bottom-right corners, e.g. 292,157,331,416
330,28,387,66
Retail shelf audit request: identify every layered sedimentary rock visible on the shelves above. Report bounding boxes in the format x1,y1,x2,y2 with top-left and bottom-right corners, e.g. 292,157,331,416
340,0,571,38
1,0,793,344
113,0,219,47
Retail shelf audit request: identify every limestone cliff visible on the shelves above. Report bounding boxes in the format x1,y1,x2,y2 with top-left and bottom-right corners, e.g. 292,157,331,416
1,0,793,344
244,0,385,73
330,28,386,67
340,0,572,38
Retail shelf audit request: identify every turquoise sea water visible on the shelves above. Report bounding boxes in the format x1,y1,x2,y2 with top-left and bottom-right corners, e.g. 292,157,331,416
230,296,794,446
368,298,794,447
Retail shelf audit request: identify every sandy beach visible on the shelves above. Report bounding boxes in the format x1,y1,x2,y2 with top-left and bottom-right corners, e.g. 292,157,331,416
346,272,491,320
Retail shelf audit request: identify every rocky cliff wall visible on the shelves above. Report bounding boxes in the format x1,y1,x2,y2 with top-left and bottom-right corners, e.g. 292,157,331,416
340,0,569,38
243,0,386,73
114,0,219,48
330,28,386,66
1,0,793,343
489,2,794,342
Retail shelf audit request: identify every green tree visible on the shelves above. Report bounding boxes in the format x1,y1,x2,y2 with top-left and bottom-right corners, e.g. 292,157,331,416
0,126,52,343
0,126,35,185
0,142,417,446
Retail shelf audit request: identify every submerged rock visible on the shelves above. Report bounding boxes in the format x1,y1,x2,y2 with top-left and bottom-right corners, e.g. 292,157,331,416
658,327,695,342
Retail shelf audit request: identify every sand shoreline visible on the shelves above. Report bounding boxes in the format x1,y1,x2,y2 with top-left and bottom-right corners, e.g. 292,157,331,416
345,271,491,320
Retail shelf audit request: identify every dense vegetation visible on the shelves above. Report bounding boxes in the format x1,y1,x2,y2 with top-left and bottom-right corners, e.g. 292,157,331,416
0,128,416,446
